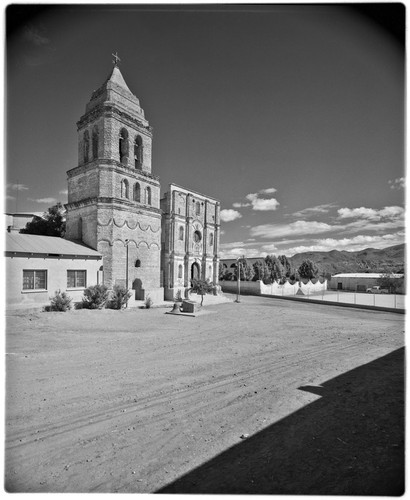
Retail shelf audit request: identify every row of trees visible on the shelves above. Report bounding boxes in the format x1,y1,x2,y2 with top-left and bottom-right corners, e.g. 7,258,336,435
219,256,405,292
219,255,322,283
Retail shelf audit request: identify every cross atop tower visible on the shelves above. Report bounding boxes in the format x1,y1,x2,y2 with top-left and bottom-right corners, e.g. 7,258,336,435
112,52,121,66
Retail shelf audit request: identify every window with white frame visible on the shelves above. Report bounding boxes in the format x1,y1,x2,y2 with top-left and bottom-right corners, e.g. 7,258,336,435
23,270,47,291
67,270,87,288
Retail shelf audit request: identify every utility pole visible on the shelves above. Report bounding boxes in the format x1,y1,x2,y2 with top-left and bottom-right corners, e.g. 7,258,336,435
235,255,245,303
125,239,130,308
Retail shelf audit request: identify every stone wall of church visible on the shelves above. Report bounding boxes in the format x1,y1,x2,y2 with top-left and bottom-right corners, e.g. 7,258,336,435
161,184,220,301
98,166,160,207
96,206,162,298
65,204,98,250
67,167,100,204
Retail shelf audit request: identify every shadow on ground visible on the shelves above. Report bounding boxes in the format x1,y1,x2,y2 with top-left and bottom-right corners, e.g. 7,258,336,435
157,347,404,495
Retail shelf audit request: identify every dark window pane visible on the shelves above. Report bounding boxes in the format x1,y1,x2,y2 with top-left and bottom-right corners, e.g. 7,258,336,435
67,270,75,288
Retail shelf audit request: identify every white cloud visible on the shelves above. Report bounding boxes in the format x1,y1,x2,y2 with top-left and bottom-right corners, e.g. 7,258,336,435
231,187,280,212
251,198,280,211
290,204,337,218
250,220,333,239
244,192,279,211
245,193,258,202
219,246,266,259
7,183,29,191
337,206,404,221
342,219,405,234
220,240,249,249
379,206,405,218
220,209,242,222
260,243,278,253
220,240,269,258
59,189,68,196
388,177,405,190
259,187,277,194
232,202,251,208
28,197,58,204
338,207,379,220
5,195,15,200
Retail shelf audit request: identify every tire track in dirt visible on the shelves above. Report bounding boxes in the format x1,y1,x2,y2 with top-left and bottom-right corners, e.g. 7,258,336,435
6,335,381,450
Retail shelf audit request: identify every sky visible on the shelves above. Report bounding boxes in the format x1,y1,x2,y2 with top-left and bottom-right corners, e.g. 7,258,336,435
5,4,405,259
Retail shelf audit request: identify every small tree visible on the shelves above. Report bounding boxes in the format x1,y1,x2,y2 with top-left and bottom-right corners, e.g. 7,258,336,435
264,254,286,281
48,290,72,311
253,260,270,282
21,202,66,237
278,255,292,278
107,284,132,309
219,262,231,281
297,259,319,280
189,278,214,306
144,295,153,309
81,284,109,309
235,258,255,281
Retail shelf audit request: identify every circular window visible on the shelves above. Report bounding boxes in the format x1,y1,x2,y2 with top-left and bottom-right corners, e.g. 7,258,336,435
193,230,202,243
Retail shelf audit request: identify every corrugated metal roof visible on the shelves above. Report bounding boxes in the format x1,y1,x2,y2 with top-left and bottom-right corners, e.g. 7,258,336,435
5,233,101,257
332,273,404,278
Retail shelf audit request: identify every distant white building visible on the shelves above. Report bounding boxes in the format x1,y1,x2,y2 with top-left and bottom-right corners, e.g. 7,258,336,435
5,212,45,232
329,273,404,292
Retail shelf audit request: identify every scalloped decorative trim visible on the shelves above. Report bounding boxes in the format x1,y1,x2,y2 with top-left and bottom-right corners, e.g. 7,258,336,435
98,238,160,250
97,217,160,232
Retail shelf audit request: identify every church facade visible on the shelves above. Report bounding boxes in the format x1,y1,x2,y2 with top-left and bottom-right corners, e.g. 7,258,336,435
65,63,220,305
161,184,220,301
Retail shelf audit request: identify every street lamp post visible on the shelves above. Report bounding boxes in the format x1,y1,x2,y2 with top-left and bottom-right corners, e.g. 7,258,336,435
235,255,244,303
125,239,130,308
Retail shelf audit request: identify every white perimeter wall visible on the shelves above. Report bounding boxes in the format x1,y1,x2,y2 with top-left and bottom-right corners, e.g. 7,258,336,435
221,280,327,296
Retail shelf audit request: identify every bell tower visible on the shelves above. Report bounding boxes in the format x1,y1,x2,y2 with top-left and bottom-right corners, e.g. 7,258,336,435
65,56,164,304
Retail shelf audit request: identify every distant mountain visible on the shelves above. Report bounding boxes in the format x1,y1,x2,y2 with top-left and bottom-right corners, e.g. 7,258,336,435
289,243,405,275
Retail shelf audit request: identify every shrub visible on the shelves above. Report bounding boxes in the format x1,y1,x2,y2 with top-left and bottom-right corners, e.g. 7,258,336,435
48,290,72,312
144,295,153,309
81,284,109,309
107,284,132,310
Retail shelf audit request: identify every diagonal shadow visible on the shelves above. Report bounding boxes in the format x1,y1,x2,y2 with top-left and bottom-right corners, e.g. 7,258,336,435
157,347,404,495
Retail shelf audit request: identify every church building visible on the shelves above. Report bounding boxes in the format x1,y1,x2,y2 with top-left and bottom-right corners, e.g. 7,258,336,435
65,60,220,305
161,184,220,301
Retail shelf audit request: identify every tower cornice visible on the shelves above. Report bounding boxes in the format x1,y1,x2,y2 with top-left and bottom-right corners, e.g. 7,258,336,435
67,159,160,184
77,104,153,135
65,196,162,217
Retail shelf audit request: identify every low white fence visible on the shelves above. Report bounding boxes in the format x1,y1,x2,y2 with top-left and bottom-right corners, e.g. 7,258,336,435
299,291,405,310
260,279,327,296
220,280,404,310
221,279,327,296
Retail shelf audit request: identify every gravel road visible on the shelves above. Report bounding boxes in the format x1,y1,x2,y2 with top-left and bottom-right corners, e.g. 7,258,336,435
5,295,404,493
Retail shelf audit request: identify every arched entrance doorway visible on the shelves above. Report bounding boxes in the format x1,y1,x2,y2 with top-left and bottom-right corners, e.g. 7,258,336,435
191,262,200,280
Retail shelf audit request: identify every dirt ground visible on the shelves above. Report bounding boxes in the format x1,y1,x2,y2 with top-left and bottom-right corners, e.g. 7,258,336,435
5,295,405,494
